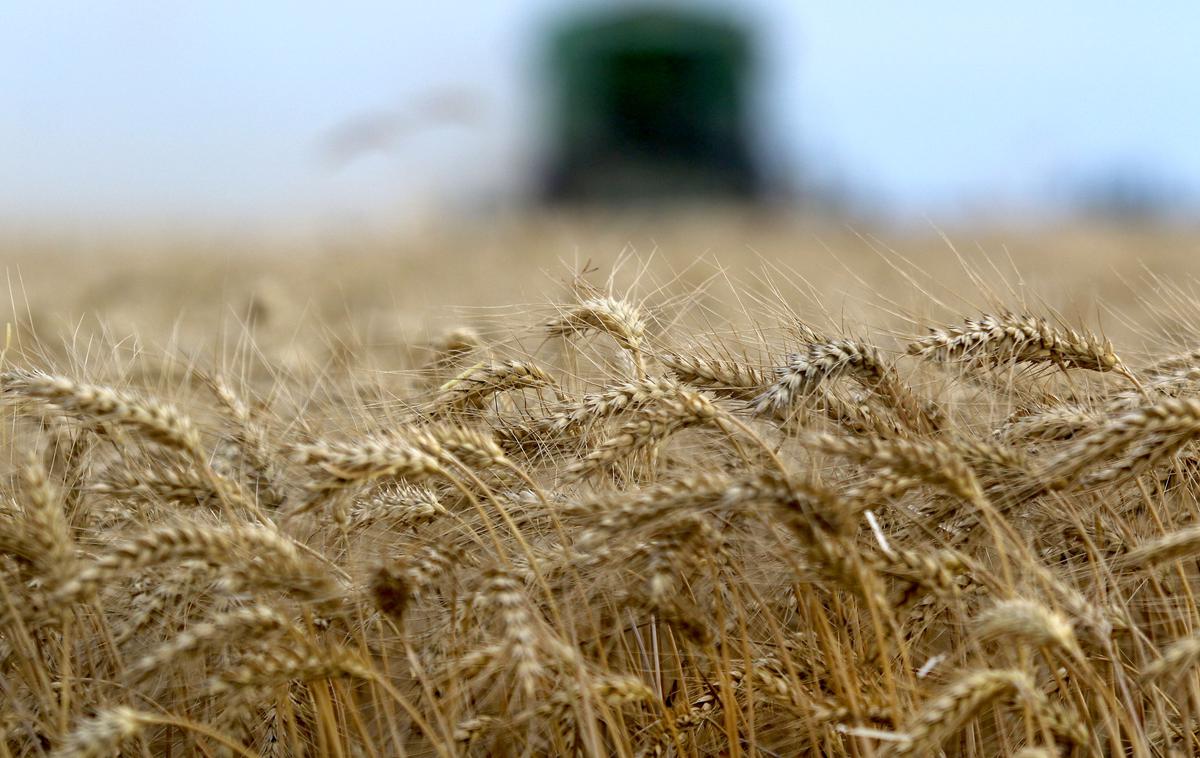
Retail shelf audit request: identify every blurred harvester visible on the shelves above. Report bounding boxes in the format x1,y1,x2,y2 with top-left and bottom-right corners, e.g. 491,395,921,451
541,8,761,204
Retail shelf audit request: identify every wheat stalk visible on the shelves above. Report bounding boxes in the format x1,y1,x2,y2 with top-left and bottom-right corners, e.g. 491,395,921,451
2,369,203,455
886,669,1035,756
48,522,330,613
658,348,770,400
547,294,648,377
1046,397,1200,488
974,598,1081,657
435,359,559,411
126,604,292,682
907,312,1126,375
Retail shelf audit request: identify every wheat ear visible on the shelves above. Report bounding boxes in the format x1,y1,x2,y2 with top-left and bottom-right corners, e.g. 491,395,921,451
2,369,202,455
908,312,1126,375
547,295,648,377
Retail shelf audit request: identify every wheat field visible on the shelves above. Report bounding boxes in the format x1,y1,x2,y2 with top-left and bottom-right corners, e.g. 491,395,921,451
6,217,1200,756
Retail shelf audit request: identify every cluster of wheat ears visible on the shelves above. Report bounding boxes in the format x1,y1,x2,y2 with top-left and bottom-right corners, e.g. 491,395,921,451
10,268,1200,757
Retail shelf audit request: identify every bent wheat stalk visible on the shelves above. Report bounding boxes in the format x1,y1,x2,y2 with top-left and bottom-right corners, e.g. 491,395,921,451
547,295,648,378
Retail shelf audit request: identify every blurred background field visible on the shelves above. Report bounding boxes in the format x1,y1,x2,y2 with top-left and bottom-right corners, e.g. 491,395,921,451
4,2,1200,350
6,217,1200,380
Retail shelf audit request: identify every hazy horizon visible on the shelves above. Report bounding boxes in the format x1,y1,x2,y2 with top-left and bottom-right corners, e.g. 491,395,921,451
4,1,1199,229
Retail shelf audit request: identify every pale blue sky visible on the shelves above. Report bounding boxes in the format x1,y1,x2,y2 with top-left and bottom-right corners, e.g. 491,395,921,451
3,2,1199,228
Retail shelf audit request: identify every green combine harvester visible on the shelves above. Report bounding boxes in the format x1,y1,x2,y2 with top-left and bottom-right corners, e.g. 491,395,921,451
541,8,760,204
